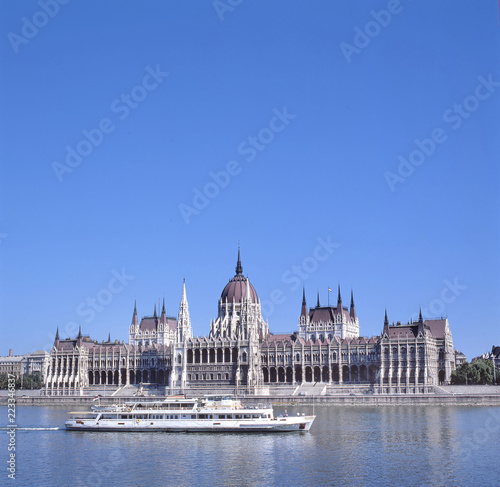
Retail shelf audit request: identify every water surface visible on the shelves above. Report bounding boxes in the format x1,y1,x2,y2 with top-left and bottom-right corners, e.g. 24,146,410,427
2,405,499,486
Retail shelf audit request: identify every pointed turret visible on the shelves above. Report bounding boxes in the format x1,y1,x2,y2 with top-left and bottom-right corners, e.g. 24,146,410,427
77,325,82,339
337,284,342,305
301,287,308,317
316,291,320,308
154,303,157,318
54,327,60,347
235,245,243,275
417,307,425,335
383,309,389,335
160,297,167,324
349,289,357,320
131,300,138,326
245,277,251,301
178,279,192,342
107,332,111,342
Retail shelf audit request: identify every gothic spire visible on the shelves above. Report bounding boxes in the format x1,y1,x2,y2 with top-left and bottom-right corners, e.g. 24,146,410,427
178,279,192,342
316,291,320,308
181,279,188,305
108,332,111,342
55,327,60,341
349,289,356,320
417,308,425,335
301,287,308,317
160,297,167,324
384,309,389,326
132,300,138,326
154,303,157,319
245,277,251,301
235,245,243,275
77,326,82,339
337,284,342,305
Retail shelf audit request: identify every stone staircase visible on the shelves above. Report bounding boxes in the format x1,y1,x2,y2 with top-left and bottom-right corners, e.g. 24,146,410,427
293,382,327,396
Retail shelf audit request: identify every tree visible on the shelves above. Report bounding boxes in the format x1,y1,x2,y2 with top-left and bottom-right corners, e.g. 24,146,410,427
451,359,498,385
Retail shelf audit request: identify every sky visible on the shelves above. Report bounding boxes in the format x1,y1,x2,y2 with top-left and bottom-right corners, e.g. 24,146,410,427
0,0,498,361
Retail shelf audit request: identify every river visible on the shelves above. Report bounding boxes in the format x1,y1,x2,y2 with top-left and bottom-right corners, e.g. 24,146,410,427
2,405,499,486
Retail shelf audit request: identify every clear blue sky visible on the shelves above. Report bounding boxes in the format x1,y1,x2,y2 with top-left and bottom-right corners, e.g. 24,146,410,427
1,0,498,360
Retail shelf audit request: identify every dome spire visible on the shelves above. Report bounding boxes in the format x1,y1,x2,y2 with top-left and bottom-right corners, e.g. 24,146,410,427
235,245,243,275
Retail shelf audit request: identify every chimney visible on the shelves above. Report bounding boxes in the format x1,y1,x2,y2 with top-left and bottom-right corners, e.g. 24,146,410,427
9,349,12,357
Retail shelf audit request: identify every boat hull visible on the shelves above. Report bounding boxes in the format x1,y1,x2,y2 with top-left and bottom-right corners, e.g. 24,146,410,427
65,416,315,433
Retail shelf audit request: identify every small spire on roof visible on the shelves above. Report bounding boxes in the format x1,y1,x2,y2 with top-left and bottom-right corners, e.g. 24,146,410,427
108,332,111,342
55,327,60,341
316,291,320,307
384,309,389,326
349,289,356,320
419,308,423,323
154,303,157,318
162,298,166,315
301,287,308,317
337,284,342,305
77,326,82,339
132,300,139,326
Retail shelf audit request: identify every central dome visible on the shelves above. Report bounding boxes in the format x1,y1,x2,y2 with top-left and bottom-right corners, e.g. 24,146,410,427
220,250,258,303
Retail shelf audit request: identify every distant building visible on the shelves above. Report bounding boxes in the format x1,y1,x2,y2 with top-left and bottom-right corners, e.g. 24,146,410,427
0,350,24,377
24,351,50,377
44,250,462,395
473,346,500,368
455,350,467,366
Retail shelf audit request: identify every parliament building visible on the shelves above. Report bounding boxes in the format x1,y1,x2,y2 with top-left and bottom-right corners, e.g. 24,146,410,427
44,251,461,395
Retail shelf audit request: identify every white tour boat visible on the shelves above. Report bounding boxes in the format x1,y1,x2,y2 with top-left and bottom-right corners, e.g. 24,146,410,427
65,395,315,432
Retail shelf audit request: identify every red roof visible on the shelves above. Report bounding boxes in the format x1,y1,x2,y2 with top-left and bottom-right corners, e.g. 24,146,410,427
425,319,447,339
221,274,258,303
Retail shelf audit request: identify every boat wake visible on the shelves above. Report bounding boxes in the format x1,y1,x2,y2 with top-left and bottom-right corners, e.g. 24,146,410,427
0,427,61,431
